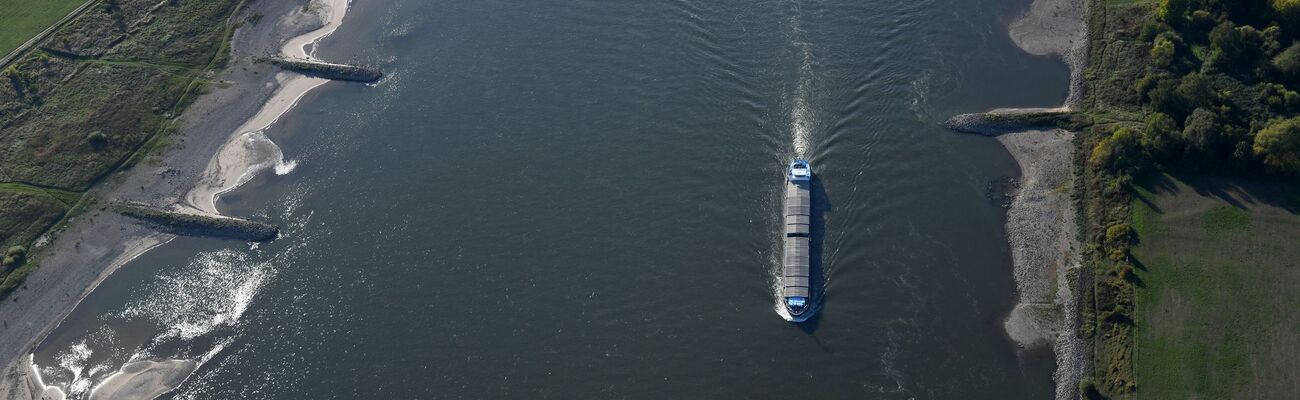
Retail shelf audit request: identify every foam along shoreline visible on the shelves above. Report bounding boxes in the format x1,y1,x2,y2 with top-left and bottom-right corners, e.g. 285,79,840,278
8,232,175,400
185,0,352,215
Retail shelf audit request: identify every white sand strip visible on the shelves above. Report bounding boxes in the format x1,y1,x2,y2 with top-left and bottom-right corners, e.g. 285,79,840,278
186,0,351,215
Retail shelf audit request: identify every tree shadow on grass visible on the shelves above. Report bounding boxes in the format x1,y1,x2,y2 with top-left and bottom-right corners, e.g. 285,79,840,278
1135,172,1300,215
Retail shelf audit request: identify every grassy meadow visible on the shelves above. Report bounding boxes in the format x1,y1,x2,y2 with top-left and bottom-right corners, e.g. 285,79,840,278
1130,173,1300,399
0,0,86,56
0,0,245,296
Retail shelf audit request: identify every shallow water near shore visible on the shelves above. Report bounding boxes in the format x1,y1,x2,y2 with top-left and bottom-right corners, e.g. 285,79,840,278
34,0,1068,397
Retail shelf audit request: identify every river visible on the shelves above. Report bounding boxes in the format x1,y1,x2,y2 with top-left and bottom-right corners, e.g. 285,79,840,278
33,0,1068,397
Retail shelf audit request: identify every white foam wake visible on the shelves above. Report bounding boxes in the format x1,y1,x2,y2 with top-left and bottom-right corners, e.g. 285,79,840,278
776,2,819,322
791,44,814,158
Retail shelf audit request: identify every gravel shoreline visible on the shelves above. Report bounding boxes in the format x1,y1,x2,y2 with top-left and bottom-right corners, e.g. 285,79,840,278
0,1,324,398
999,0,1089,399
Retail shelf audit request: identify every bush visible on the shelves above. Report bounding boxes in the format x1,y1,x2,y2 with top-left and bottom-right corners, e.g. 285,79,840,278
1079,377,1101,399
1182,107,1219,152
1207,22,1271,74
1273,42,1300,81
1189,10,1217,35
1106,223,1134,248
2,246,27,268
1143,112,1181,158
1091,128,1143,171
1258,83,1300,112
1157,0,1189,26
86,131,108,148
1253,117,1300,174
1148,77,1185,116
1273,0,1300,24
1176,72,1215,109
1151,35,1177,69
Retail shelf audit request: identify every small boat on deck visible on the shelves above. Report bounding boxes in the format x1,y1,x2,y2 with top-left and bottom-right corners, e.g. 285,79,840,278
782,159,812,318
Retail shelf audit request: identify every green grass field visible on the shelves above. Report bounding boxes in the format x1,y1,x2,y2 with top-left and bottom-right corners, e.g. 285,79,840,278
0,0,87,57
1131,173,1300,399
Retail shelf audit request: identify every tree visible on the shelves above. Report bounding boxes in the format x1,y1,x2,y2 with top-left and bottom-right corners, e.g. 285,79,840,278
1273,0,1300,26
1182,107,1219,152
1158,0,1189,26
1091,127,1143,171
1176,72,1215,109
1253,117,1300,173
1258,83,1300,112
1148,77,1186,116
1273,42,1300,82
1143,112,1181,158
1208,21,1269,74
1151,35,1176,69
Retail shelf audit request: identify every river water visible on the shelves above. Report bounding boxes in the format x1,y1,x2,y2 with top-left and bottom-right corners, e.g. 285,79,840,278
34,0,1068,397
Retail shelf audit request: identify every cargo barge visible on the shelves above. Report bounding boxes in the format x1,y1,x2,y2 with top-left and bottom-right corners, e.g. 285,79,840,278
782,159,812,318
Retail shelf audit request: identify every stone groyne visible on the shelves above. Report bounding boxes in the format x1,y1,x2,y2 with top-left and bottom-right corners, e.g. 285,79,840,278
261,56,382,82
115,205,278,242
944,108,1085,136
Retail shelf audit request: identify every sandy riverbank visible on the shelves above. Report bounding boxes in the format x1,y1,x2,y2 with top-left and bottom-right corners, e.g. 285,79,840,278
185,0,351,215
997,0,1090,399
86,360,195,400
0,0,349,398
1010,0,1087,109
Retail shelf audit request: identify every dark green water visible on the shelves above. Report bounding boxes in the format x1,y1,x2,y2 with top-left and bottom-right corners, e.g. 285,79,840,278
35,0,1069,397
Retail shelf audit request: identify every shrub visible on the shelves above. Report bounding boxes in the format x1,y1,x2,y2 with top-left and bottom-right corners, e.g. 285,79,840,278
86,131,109,148
1151,35,1176,69
1079,377,1101,400
1106,223,1133,248
2,246,27,268
1157,0,1189,26
1258,83,1300,112
1182,107,1219,152
1273,0,1300,24
1143,112,1181,158
1207,22,1270,74
1273,42,1300,81
1253,117,1300,174
1189,10,1217,34
1148,77,1185,116
1176,72,1215,109
1091,128,1143,171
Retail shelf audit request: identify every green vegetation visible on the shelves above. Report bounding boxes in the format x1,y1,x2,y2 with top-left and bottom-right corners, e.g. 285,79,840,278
1078,0,1300,398
0,0,86,56
0,0,245,298
1130,174,1300,399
